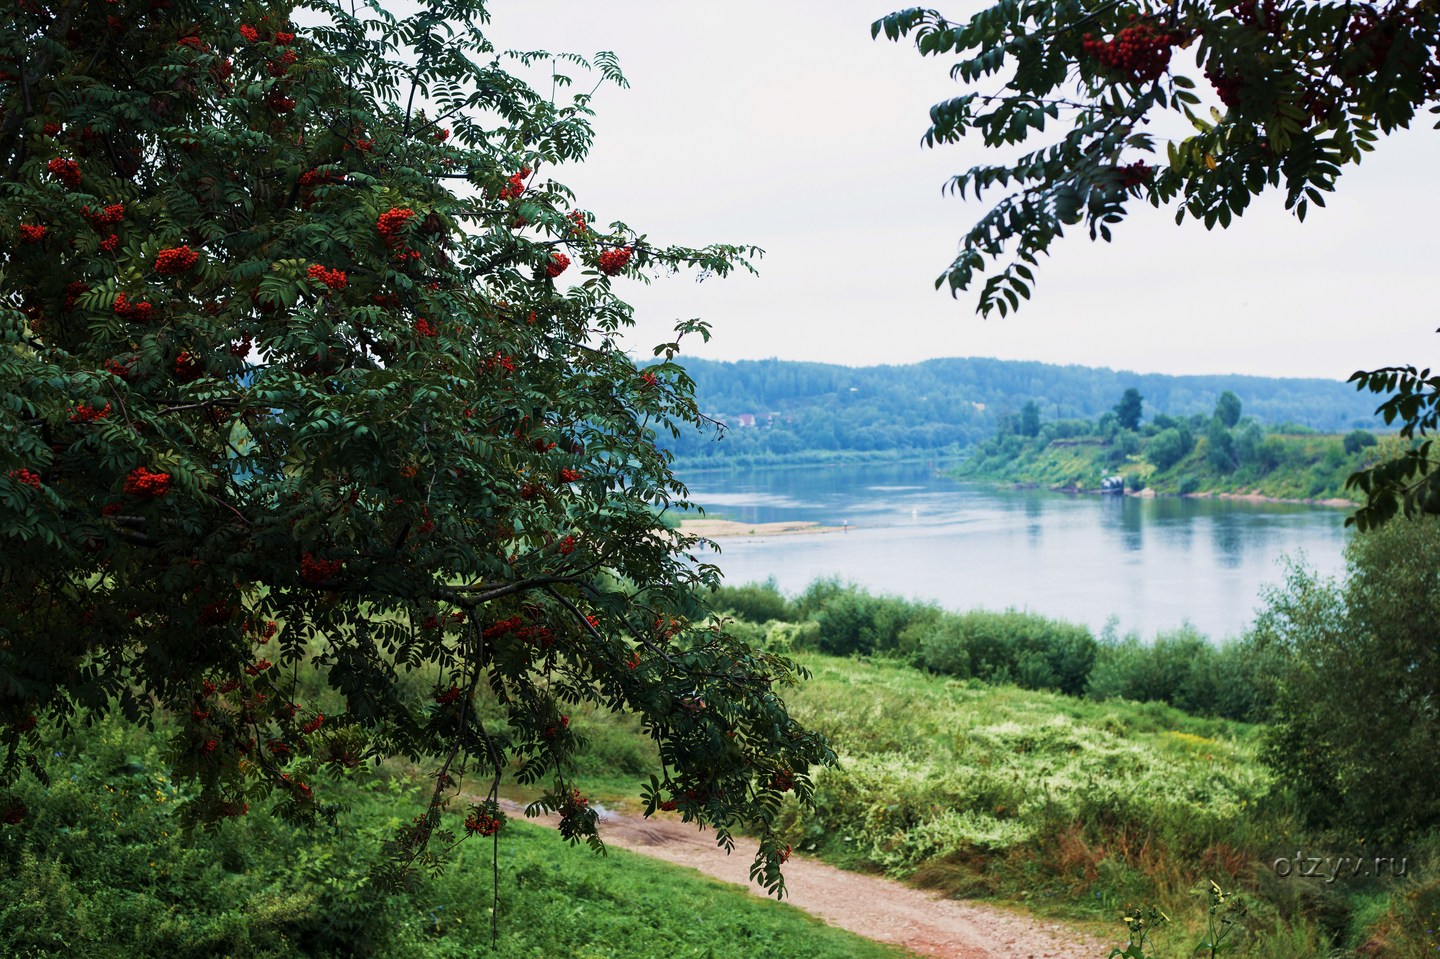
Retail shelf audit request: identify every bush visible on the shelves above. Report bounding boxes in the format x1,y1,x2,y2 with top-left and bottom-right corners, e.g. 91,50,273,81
1343,429,1378,455
919,609,1095,696
710,579,793,623
812,587,934,656
1088,625,1268,720
1255,516,1440,839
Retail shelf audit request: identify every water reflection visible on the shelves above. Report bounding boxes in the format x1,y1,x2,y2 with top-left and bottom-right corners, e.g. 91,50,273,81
683,461,1351,641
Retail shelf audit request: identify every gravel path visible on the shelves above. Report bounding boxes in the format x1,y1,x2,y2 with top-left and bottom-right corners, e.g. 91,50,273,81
498,799,1113,959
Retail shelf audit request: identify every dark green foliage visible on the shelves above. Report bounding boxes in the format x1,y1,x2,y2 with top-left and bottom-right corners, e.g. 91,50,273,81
1087,626,1272,722
919,609,1097,696
1148,425,1195,470
710,579,795,624
0,0,829,894
1342,429,1378,455
1214,391,1243,429
1020,400,1042,437
810,588,934,657
1346,364,1440,530
1255,516,1440,839
1115,389,1145,432
1206,419,1239,473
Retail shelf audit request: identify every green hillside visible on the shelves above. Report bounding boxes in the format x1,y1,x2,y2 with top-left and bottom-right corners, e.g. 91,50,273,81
660,357,1383,467
955,397,1394,502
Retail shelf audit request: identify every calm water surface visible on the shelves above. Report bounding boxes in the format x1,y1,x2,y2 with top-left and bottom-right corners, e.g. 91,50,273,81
682,461,1351,640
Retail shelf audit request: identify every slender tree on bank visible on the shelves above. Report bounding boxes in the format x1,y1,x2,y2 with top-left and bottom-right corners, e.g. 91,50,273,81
875,0,1440,527
0,0,830,893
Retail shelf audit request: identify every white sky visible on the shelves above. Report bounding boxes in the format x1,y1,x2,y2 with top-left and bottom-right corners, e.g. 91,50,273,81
487,1,1439,380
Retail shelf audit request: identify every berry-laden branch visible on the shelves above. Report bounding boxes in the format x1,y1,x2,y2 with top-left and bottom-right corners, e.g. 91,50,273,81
0,0,834,898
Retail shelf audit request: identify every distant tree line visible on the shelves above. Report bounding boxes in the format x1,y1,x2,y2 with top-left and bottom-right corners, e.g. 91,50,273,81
965,387,1387,500
661,357,1383,465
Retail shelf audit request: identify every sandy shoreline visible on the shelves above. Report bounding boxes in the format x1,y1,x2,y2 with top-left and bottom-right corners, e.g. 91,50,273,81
677,519,843,538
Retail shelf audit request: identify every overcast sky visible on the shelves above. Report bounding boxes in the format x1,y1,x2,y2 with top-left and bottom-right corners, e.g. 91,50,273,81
487,1,1439,381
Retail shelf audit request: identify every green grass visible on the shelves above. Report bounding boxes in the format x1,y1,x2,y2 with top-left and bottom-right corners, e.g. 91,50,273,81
556,649,1436,957
0,714,907,959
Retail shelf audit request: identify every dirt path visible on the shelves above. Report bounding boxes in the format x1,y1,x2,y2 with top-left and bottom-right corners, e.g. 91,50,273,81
498,799,1112,959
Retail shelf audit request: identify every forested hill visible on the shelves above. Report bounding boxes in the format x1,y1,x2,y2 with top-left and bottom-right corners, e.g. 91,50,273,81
660,356,1382,466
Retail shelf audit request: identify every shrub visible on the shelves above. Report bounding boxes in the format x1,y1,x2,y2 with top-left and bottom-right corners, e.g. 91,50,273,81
711,579,794,623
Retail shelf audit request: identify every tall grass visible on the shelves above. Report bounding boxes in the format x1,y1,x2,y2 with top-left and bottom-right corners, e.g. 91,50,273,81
0,713,907,959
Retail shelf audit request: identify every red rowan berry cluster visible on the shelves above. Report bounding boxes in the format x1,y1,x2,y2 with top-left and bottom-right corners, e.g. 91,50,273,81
300,552,343,585
1231,0,1284,32
377,206,414,245
47,157,81,187
639,370,658,389
63,281,89,310
176,35,210,52
1117,160,1154,188
545,251,571,277
306,263,347,290
104,357,135,380
267,50,298,76
69,402,111,422
1205,65,1243,107
298,168,340,191
274,31,295,44
1082,21,1178,83
198,601,232,626
413,317,438,337
301,712,324,734
100,234,120,252
113,291,154,321
779,845,793,864
464,807,504,836
771,769,796,792
239,23,260,42
210,58,233,83
124,467,171,497
18,224,46,243
436,685,462,704
433,127,450,142
558,467,581,483
567,209,589,235
483,616,524,639
155,245,198,275
42,122,61,137
597,246,633,275
265,92,295,113
81,203,125,226
174,351,203,382
658,798,679,811
244,658,272,676
498,167,531,200
558,535,577,555
9,469,41,489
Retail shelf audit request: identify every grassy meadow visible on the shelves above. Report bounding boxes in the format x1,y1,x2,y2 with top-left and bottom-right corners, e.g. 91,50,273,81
0,713,907,959
6,577,1440,959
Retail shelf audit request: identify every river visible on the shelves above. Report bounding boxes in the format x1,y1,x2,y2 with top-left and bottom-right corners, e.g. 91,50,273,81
681,461,1352,641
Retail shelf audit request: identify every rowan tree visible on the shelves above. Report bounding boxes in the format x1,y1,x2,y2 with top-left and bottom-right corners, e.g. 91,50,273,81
0,0,831,894
875,0,1440,526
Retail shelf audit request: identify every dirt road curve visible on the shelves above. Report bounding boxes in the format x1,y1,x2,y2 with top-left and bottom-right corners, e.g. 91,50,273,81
498,799,1112,959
